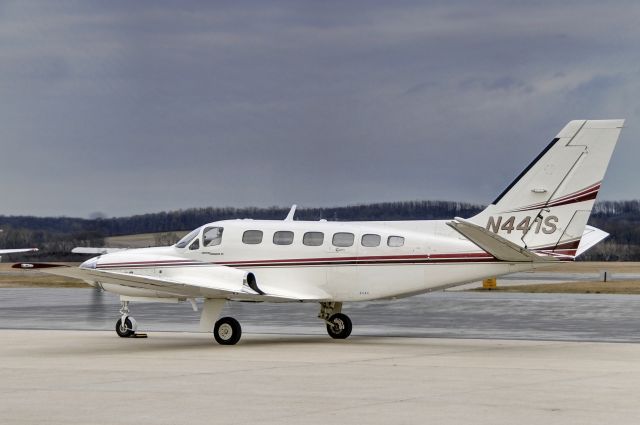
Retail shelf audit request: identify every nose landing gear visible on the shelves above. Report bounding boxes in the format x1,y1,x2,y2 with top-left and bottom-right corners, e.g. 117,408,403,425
115,316,136,338
115,300,140,338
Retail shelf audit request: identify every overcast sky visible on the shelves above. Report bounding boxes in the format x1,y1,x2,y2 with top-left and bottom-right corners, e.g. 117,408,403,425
1,0,638,218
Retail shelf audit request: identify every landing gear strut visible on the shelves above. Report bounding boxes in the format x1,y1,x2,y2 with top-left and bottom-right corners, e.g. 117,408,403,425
115,300,138,338
319,302,352,340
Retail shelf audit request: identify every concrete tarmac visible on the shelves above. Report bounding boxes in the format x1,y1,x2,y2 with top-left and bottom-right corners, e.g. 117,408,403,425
3,285,640,423
1,330,640,425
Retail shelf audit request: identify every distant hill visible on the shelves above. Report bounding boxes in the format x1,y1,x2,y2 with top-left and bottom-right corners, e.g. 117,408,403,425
0,200,638,261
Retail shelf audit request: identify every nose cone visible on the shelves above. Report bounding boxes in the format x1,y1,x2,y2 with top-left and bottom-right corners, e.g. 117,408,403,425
80,256,99,269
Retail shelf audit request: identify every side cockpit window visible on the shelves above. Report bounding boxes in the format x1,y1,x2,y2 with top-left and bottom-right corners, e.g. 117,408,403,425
203,227,224,247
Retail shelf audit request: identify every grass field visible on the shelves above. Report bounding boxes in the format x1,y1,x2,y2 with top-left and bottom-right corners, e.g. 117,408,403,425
476,281,640,294
538,261,640,273
105,231,188,248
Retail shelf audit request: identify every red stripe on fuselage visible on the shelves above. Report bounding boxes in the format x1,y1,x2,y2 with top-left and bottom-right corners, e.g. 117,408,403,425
95,252,500,269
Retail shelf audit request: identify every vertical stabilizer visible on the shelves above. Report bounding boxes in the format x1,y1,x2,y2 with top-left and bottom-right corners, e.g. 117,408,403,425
469,119,624,258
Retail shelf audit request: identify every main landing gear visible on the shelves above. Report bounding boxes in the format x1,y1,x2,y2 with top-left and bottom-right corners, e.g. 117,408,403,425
213,317,242,345
208,303,352,344
319,302,352,339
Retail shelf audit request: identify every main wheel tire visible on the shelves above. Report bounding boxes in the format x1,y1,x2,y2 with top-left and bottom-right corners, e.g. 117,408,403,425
326,313,352,339
214,317,242,345
115,317,136,338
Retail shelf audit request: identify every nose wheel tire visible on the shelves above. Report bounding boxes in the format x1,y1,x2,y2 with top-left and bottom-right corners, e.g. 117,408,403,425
326,313,352,339
214,317,242,345
115,317,136,338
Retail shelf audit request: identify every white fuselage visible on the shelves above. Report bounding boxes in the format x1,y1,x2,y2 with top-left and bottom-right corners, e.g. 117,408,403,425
88,218,551,302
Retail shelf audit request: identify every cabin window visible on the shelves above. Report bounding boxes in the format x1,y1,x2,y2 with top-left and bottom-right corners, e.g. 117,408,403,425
189,238,200,250
242,230,263,244
273,231,294,245
387,236,405,247
361,234,381,247
203,227,224,247
175,227,201,248
303,232,324,246
332,232,354,247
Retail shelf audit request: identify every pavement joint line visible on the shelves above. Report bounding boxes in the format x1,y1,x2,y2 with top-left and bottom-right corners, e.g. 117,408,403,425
225,394,429,425
419,369,628,404
234,365,596,425
1,339,616,390
0,370,626,405
339,339,567,364
0,345,576,393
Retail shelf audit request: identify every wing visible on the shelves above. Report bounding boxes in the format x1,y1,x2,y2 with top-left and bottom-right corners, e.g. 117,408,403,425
447,217,557,262
14,263,330,302
0,248,38,255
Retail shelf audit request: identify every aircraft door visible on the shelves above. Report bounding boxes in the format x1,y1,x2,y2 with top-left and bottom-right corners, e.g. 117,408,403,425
326,232,359,298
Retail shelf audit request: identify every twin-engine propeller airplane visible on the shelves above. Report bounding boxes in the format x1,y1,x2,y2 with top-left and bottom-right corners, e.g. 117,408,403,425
15,119,624,345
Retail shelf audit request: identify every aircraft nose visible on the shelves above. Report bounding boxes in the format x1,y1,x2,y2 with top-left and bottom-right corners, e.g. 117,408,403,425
80,256,99,269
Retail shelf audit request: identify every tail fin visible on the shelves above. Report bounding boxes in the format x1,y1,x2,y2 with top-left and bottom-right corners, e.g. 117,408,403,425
469,119,624,258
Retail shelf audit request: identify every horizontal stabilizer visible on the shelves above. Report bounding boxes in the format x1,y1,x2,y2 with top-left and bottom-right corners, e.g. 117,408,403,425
576,225,608,257
447,217,556,262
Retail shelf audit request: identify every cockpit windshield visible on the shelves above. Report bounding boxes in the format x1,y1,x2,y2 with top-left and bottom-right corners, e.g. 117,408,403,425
175,227,202,249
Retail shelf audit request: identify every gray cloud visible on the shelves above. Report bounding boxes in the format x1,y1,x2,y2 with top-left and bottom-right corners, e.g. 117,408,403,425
0,0,638,217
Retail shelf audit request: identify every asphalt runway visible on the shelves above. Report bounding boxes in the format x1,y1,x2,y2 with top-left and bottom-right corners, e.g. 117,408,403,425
1,287,640,342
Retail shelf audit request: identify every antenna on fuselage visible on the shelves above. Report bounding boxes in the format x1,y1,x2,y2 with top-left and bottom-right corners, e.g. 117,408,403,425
284,204,297,221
